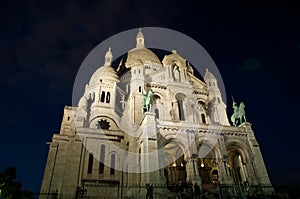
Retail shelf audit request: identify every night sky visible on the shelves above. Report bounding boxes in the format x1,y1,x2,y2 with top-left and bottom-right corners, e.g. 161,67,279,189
1,0,299,193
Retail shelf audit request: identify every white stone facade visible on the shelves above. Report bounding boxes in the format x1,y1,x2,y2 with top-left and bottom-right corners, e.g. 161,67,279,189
40,29,272,198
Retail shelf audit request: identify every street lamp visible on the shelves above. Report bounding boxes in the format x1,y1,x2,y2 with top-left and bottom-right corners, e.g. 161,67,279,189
200,159,204,168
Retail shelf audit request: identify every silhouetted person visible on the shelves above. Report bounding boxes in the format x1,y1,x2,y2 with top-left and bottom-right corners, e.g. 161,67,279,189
146,183,150,199
175,184,181,199
202,190,209,199
194,183,200,199
149,184,153,199
247,192,252,199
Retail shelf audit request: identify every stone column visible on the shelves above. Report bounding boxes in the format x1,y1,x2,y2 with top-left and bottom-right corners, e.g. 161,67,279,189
186,157,202,187
140,112,166,184
40,142,59,197
217,157,234,184
138,112,166,198
244,159,258,185
217,133,234,184
185,129,202,187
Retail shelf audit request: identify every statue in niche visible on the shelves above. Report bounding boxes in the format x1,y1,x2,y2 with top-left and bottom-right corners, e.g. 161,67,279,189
173,64,180,82
169,101,177,120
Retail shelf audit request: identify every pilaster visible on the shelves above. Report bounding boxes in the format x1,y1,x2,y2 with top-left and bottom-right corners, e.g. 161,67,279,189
139,112,166,185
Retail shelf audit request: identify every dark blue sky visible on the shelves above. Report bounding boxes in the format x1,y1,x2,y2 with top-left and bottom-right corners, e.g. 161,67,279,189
0,0,299,193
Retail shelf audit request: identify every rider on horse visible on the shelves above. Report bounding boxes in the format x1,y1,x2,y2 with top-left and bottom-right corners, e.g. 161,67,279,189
142,89,153,115
231,96,247,126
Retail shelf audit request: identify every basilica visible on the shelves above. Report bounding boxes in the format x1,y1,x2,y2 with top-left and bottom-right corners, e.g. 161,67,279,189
40,29,272,198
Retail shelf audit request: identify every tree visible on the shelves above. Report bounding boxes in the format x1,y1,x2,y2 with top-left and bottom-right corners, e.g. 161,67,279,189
0,167,34,199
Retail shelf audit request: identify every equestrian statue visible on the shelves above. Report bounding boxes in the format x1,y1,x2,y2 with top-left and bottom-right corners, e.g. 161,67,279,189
142,89,153,115
230,96,247,126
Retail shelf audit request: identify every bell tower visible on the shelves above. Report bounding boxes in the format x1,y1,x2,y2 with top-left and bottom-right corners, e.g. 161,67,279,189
204,69,230,125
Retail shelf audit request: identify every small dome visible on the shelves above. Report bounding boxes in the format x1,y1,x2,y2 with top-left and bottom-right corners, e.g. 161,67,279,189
89,65,119,85
204,68,216,80
125,48,161,68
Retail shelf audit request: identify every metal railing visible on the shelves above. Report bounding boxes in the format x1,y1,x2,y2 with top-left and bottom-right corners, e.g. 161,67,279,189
36,184,294,199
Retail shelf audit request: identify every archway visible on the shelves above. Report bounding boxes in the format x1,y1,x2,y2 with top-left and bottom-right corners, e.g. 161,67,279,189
197,143,218,185
163,139,187,188
152,94,164,119
227,143,249,185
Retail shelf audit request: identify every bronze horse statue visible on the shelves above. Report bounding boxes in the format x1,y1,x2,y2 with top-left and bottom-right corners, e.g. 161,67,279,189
142,89,153,114
230,98,247,126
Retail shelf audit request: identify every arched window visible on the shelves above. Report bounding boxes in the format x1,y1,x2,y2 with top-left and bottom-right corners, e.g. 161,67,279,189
100,91,105,102
201,114,206,124
106,92,110,103
176,94,186,121
87,153,93,174
139,86,142,92
99,145,105,174
178,100,185,121
155,108,159,119
110,154,116,175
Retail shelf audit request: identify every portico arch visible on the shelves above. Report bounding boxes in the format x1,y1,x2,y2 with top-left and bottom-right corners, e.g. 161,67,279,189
163,138,189,186
197,141,221,185
227,140,255,185
152,93,165,120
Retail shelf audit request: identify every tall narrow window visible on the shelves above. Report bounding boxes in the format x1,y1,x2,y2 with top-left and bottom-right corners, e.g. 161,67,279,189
217,97,221,103
99,145,105,174
110,154,116,175
201,114,206,124
100,91,105,102
87,153,93,174
178,100,185,121
139,86,142,92
155,108,159,119
106,92,110,103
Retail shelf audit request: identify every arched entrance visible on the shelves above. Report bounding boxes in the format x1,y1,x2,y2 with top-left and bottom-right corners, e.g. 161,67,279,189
197,143,219,185
227,143,249,185
163,139,187,187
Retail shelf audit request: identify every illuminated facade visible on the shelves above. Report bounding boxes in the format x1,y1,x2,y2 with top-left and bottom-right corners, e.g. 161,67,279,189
40,29,272,198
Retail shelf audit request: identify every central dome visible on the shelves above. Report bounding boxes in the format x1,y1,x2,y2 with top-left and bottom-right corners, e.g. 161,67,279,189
125,48,161,68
